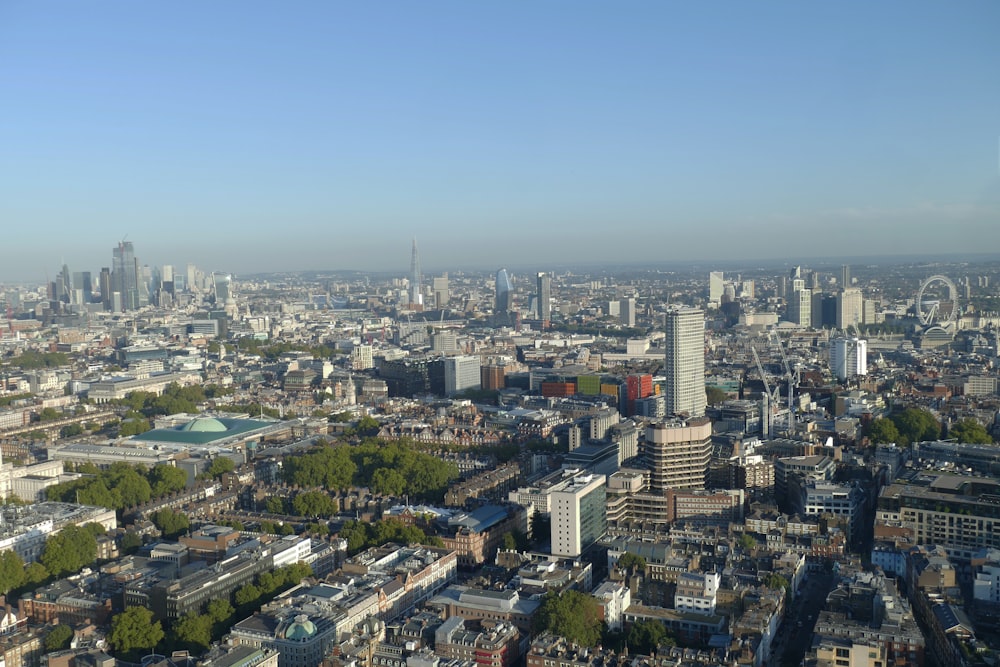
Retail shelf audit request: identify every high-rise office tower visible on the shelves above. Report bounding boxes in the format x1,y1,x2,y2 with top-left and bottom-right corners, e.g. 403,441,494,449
410,238,422,307
432,274,449,308
112,241,139,311
186,263,198,293
663,307,706,417
786,279,812,328
536,272,551,326
99,268,112,311
709,271,724,303
830,337,868,381
645,418,713,491
213,273,232,303
550,473,607,557
837,288,864,331
495,269,513,312
841,264,851,288
620,297,636,327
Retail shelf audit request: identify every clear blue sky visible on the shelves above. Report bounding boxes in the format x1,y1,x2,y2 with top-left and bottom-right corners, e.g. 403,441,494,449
1,2,998,281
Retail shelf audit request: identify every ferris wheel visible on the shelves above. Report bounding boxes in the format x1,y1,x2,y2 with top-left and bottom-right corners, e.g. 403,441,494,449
916,275,959,328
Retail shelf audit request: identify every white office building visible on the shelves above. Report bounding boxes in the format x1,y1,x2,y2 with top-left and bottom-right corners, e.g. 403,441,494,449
664,307,706,418
444,355,482,395
830,337,867,381
550,473,607,558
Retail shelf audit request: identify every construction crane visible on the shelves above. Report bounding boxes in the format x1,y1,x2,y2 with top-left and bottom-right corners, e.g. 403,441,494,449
750,344,781,439
771,330,801,436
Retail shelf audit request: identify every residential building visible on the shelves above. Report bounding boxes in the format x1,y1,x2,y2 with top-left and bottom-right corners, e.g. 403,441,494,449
663,307,706,417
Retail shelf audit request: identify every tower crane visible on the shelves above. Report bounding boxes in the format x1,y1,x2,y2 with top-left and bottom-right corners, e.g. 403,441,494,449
750,344,781,439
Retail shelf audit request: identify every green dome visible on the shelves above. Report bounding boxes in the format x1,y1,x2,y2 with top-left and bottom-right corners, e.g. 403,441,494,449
284,615,317,640
179,418,228,433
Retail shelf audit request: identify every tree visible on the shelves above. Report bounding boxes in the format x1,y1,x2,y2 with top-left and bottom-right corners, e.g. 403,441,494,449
265,496,286,514
60,423,83,438
738,533,756,551
626,620,674,655
205,457,235,479
148,465,188,496
705,386,728,406
501,532,518,551
868,418,901,445
41,525,97,578
44,624,74,652
948,418,992,444
0,550,26,594
355,415,380,437
120,418,151,437
24,562,48,585
616,552,646,573
891,408,940,445
109,607,164,654
291,490,337,517
174,612,212,651
120,532,143,555
206,599,234,624
533,590,603,647
151,509,190,539
765,573,790,591
370,468,406,496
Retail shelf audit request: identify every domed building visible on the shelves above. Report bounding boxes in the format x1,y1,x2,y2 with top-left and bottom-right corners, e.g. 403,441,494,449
232,606,341,667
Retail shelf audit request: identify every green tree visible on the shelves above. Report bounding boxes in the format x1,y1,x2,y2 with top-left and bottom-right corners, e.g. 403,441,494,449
151,509,190,539
120,418,151,437
234,584,261,607
705,386,728,406
868,418,901,445
948,418,993,444
120,532,143,555
60,423,83,438
265,496,287,514
109,607,164,654
534,590,603,647
355,415,381,436
205,457,235,478
891,408,940,445
174,612,212,651
41,525,97,578
626,620,674,655
370,468,406,496
148,464,189,496
0,550,26,594
765,573,790,591
282,444,357,490
738,533,756,551
616,552,647,573
24,562,48,585
291,490,337,517
206,599,234,624
501,532,517,551
44,624,74,652
37,407,62,422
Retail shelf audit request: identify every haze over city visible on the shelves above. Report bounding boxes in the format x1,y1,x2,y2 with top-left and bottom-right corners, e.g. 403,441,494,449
2,2,999,281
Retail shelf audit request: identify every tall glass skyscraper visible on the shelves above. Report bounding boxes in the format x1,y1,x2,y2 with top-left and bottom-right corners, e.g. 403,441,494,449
112,241,139,311
664,307,706,417
536,272,551,325
495,268,513,312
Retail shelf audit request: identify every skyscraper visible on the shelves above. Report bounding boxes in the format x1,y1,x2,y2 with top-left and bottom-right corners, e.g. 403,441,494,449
495,268,513,312
112,241,139,311
830,337,868,381
410,238,422,307
536,272,551,326
663,307,706,417
550,473,607,557
645,418,712,492
709,271,724,303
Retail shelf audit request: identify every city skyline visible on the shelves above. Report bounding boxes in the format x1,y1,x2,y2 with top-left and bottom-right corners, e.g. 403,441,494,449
2,3,999,281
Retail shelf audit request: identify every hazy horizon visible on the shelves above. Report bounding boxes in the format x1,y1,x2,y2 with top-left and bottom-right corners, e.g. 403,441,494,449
2,2,999,282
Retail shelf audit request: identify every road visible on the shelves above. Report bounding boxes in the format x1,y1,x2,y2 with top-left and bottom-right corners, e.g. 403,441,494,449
772,567,836,667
